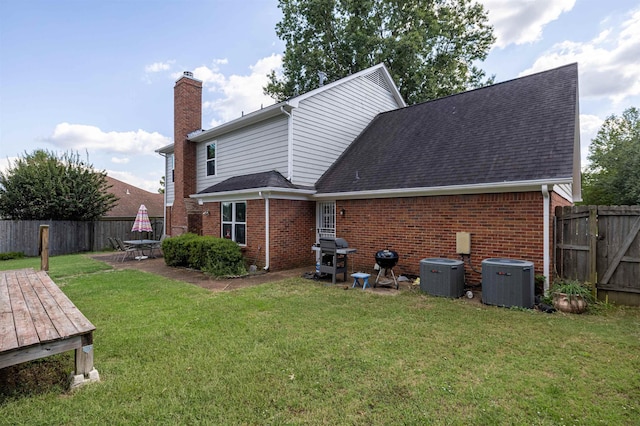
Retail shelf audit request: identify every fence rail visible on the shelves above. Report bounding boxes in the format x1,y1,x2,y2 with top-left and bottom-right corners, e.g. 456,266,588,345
555,205,640,306
0,219,163,256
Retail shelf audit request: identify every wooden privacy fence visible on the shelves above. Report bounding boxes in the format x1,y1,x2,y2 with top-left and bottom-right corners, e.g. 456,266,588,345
555,205,640,306
0,218,163,256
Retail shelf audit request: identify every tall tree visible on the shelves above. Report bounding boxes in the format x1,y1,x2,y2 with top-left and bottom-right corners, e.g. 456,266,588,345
581,107,640,205
265,0,495,104
0,149,118,220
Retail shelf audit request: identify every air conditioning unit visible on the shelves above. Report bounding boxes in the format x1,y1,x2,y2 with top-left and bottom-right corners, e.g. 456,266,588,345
420,258,465,298
481,258,534,308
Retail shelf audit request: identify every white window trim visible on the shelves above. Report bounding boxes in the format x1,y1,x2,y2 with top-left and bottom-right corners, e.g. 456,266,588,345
206,141,217,177
221,201,247,246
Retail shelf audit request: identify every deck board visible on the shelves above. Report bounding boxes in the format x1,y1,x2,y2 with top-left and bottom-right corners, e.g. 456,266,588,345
0,268,96,371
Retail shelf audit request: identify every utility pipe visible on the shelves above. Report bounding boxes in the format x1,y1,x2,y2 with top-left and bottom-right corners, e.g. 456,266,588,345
261,191,270,271
542,184,550,293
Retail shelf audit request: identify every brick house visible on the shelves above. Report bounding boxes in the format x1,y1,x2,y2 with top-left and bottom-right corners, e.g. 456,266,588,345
157,63,581,292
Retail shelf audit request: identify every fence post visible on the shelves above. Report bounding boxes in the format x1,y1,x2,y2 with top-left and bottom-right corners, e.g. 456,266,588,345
589,206,597,298
39,225,49,271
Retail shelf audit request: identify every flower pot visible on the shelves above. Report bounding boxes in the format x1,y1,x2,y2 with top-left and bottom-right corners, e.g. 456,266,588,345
553,292,588,314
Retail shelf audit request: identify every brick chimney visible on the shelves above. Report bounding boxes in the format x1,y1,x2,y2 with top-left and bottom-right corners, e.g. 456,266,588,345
171,71,202,235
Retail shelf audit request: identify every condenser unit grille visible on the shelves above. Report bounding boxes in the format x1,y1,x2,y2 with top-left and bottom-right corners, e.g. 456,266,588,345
481,258,534,308
420,258,465,298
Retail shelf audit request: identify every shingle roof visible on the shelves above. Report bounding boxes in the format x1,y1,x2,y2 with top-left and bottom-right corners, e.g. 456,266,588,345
104,176,164,218
199,170,302,194
315,63,579,194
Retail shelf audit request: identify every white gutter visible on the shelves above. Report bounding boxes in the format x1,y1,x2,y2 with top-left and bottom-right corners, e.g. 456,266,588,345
314,178,573,200
280,106,294,180
542,184,550,294
260,191,270,271
156,151,168,237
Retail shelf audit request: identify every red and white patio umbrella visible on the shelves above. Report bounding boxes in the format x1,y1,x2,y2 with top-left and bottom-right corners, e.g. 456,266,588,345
131,204,153,239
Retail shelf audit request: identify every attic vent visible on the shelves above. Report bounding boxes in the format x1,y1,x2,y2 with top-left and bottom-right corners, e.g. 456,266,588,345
364,69,391,93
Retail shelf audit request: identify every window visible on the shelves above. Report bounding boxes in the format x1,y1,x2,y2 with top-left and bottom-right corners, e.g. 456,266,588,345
206,142,216,176
169,153,175,182
222,201,246,245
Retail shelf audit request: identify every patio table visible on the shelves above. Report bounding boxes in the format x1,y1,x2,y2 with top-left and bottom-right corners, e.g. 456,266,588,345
123,239,161,259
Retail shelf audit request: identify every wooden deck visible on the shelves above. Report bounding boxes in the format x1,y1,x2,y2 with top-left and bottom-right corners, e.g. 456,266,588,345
0,268,99,387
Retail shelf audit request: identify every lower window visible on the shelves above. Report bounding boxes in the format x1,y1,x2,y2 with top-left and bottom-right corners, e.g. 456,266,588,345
222,201,246,245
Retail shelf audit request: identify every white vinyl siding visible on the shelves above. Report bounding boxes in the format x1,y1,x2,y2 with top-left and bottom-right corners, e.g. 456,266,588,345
165,153,175,204
196,115,289,192
291,69,400,187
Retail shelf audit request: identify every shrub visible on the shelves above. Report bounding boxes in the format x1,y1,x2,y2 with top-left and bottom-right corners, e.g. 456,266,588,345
162,234,246,277
0,251,25,261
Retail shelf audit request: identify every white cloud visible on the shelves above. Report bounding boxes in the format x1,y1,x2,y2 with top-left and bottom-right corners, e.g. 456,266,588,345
0,156,19,174
107,170,161,193
187,55,282,127
481,0,576,48
145,60,175,73
46,123,172,156
111,156,130,164
520,8,640,104
579,114,603,168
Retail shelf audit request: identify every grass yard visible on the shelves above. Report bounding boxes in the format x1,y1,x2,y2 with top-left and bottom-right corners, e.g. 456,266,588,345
1,255,639,425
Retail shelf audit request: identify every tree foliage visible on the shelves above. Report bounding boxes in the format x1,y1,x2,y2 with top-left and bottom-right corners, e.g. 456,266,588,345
0,150,118,220
265,0,495,105
581,107,640,205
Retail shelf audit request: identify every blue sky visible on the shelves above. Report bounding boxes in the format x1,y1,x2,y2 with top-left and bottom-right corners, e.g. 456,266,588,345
1,0,639,193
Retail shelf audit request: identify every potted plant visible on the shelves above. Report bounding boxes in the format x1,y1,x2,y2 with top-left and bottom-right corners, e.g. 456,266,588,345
551,279,593,314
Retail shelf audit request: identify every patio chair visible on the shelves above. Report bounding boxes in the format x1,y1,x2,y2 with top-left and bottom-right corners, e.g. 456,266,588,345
115,238,137,262
107,237,119,251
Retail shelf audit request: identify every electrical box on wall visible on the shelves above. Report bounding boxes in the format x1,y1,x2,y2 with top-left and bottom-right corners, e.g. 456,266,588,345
456,232,471,255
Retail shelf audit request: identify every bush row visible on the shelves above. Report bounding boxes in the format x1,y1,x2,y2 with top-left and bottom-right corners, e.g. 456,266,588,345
161,233,247,277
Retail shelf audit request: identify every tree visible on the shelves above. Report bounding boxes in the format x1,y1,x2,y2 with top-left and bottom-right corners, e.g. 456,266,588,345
159,175,165,194
0,150,118,220
581,107,640,205
264,0,495,105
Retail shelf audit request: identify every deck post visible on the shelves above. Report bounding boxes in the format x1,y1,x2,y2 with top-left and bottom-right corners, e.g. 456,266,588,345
39,225,49,271
71,334,100,388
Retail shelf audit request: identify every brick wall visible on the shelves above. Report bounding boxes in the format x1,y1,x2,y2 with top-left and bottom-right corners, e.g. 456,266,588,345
268,199,316,270
335,192,549,284
171,74,202,235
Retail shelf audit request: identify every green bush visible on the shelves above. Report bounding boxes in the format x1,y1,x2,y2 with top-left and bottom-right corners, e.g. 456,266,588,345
0,251,25,261
162,234,246,277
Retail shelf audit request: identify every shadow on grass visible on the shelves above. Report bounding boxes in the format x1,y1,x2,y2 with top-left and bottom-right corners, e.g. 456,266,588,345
0,354,72,403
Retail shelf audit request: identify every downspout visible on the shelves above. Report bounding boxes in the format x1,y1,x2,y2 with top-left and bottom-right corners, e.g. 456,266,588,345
542,184,550,294
280,106,293,181
260,191,270,271
158,152,168,238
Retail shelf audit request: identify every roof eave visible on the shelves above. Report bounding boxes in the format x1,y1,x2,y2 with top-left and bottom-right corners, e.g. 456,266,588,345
191,186,316,202
314,178,573,200
188,102,290,142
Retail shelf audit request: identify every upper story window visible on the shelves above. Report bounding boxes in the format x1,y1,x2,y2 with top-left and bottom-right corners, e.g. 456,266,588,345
169,153,175,182
222,201,246,245
206,142,216,176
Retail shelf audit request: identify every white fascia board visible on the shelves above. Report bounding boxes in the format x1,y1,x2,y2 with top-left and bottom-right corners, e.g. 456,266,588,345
155,143,175,154
288,63,405,108
190,187,316,203
188,103,291,142
313,178,573,201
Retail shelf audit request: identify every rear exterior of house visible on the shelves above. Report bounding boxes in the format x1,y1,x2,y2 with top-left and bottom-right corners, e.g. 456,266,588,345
158,63,581,291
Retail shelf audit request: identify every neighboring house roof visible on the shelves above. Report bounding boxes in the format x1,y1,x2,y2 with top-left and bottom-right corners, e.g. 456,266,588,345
315,63,579,197
104,176,164,218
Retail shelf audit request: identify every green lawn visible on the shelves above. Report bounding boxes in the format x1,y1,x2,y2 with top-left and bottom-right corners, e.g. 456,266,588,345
1,255,639,425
